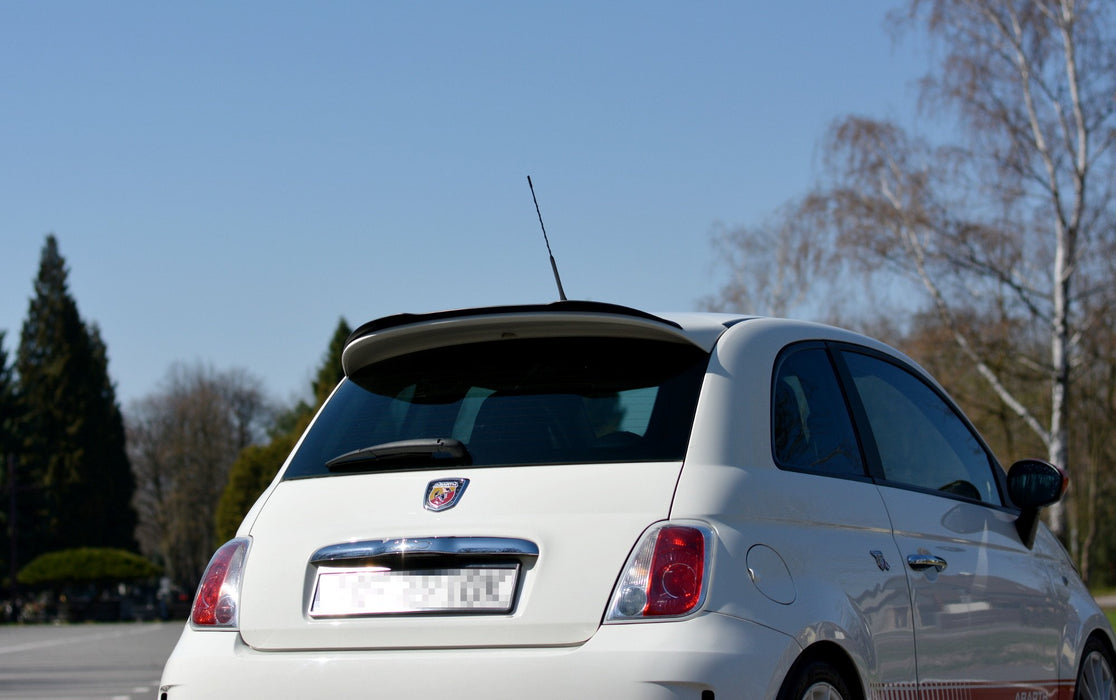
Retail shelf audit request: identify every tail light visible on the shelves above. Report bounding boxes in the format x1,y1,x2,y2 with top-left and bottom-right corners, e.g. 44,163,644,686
191,538,250,629
604,522,713,622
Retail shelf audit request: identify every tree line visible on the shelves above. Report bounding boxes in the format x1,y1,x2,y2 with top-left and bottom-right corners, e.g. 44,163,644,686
2,0,1112,595
0,234,350,595
127,321,349,589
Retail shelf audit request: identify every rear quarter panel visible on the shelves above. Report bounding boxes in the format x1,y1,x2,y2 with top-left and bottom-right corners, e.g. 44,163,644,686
672,319,918,691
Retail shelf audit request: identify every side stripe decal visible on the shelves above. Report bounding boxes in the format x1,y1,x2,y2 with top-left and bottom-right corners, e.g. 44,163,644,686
871,680,1074,700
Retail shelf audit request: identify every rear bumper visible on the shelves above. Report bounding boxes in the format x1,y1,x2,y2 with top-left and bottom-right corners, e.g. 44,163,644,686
159,612,799,699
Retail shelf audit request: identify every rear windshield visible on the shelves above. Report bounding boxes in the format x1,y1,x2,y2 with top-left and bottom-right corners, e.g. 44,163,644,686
283,336,709,479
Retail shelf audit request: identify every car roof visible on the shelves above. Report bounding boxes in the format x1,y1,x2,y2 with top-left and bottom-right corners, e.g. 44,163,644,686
341,301,751,376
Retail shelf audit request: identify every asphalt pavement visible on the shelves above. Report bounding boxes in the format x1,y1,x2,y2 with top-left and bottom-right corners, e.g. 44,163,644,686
0,621,184,700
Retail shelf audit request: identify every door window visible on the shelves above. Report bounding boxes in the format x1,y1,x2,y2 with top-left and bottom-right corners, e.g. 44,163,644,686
841,351,1001,504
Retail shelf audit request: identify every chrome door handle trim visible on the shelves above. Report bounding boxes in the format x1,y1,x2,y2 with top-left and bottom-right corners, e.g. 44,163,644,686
906,553,947,572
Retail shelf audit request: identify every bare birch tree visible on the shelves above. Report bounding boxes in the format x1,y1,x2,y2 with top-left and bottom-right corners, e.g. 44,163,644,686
708,0,1114,558
704,196,839,318
827,0,1115,541
127,363,271,588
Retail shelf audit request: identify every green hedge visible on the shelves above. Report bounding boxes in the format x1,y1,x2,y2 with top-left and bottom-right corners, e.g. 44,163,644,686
17,548,161,586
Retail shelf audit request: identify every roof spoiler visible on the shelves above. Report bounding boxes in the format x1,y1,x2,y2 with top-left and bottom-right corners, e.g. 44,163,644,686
346,301,682,346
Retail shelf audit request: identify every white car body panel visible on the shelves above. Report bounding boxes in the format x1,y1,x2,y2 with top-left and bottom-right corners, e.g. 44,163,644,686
673,461,918,690
160,304,1116,700
674,318,919,691
239,461,683,650
161,611,801,699
878,484,1066,692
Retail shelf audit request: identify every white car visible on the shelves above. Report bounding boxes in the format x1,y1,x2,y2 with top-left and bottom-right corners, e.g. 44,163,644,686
160,302,1115,699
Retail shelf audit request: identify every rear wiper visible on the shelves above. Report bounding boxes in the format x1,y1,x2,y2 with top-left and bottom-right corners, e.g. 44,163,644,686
325,438,471,472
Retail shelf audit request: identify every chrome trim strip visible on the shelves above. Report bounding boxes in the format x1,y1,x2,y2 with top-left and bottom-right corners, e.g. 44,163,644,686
309,537,539,566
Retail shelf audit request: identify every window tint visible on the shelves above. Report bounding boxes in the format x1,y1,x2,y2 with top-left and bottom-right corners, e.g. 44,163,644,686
284,337,709,479
772,347,864,477
841,351,1000,504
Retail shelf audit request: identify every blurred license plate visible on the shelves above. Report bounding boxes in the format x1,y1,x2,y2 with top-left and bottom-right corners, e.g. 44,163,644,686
310,565,519,617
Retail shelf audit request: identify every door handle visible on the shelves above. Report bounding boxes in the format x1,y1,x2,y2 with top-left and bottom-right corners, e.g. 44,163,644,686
907,553,947,573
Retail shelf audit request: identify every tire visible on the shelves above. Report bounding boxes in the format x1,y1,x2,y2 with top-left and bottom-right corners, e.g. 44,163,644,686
778,659,854,700
1076,637,1116,700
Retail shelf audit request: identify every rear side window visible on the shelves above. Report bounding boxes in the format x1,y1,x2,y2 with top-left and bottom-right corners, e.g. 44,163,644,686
772,346,865,478
283,337,709,479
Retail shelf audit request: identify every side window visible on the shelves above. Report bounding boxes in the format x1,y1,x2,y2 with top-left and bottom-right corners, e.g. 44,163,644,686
772,346,865,478
841,351,1001,505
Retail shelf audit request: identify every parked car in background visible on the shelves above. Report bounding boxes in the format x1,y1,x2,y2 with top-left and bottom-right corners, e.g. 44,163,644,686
160,301,1115,699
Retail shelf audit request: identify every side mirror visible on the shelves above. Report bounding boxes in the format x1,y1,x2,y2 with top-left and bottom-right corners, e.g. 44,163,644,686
1007,459,1067,548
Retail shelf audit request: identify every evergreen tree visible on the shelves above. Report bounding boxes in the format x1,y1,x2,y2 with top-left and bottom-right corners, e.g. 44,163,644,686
0,331,15,470
312,318,352,406
82,325,137,548
0,332,17,589
15,235,136,564
0,333,14,455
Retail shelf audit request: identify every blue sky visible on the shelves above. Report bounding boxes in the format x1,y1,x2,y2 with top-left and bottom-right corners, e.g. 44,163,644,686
1,1,932,407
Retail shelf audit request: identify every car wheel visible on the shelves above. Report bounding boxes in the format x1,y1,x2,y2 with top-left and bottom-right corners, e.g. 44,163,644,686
1076,638,1116,700
778,659,854,700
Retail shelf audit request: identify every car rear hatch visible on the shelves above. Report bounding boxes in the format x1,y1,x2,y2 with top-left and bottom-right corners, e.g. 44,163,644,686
236,303,717,651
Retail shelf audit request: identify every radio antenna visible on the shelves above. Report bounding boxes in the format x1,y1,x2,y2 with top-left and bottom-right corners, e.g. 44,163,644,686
527,175,568,301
